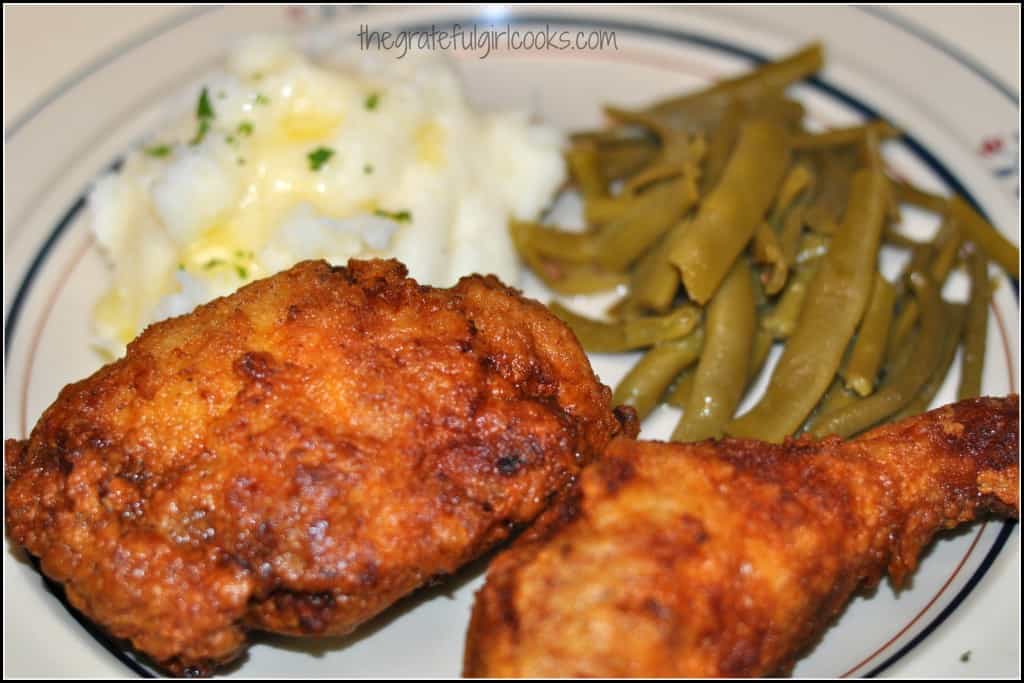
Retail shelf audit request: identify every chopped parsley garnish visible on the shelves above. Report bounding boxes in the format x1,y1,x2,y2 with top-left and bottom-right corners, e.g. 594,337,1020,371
203,258,225,270
374,208,412,223
234,249,255,259
307,146,335,171
177,262,186,271
237,121,253,136
365,92,380,110
190,121,210,146
197,87,215,119
254,93,270,106
190,87,216,146
235,265,249,279
225,134,237,145
145,144,172,158
363,163,374,175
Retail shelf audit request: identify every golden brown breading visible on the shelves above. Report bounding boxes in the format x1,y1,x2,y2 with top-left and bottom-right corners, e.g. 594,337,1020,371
4,259,635,675
464,396,1019,677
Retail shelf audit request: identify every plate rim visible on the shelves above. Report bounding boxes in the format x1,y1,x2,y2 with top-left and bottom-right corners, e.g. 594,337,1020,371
5,6,1020,145
4,6,1020,679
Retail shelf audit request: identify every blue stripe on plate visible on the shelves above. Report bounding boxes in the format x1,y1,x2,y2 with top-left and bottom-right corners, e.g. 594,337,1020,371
27,554,155,678
864,520,1019,677
4,11,1018,677
856,5,1020,107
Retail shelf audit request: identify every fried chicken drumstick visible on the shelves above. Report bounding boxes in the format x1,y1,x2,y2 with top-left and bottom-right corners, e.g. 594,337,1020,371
465,395,1019,677
5,259,635,675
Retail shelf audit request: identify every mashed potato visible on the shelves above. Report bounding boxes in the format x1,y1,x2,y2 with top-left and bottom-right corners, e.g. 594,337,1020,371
89,35,565,357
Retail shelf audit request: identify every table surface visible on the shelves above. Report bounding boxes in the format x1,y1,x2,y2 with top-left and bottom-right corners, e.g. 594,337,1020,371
3,5,1020,130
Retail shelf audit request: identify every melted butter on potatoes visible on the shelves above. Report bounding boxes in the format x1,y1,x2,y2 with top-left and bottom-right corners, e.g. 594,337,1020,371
89,35,565,357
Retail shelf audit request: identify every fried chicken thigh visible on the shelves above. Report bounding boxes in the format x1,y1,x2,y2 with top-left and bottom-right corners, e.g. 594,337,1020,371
5,259,635,675
464,396,1019,677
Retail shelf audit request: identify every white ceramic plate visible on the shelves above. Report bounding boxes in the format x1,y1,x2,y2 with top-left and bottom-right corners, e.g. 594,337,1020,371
4,6,1019,678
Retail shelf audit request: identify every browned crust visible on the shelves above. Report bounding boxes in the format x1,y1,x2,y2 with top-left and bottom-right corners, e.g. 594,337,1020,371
464,396,1020,677
5,259,633,675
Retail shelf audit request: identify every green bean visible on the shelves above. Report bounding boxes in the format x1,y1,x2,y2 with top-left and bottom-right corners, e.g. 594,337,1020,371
613,328,704,420
761,257,822,339
792,120,901,149
515,221,598,264
673,259,756,441
510,221,626,294
803,204,838,237
565,143,607,199
750,266,768,314
670,329,767,429
809,271,944,438
802,378,856,434
665,368,696,409
583,134,700,231
585,194,636,226
886,304,918,365
599,104,705,195
699,96,803,196
530,261,627,295
799,328,861,434
807,379,859,430
775,163,816,212
676,327,772,409
630,219,690,312
701,100,745,193
549,301,701,353
757,97,808,132
892,179,948,213
594,138,660,180
886,218,958,354
669,119,791,304
752,222,789,295
594,175,698,272
843,273,895,396
803,147,858,235
900,241,934,278
649,43,825,116
604,105,675,136
779,200,808,265
885,323,918,378
748,328,775,381
931,215,963,282
571,127,643,146
949,196,1019,278
892,240,935,301
620,306,704,348
752,165,815,296
863,127,900,225
795,232,831,264
894,302,967,420
958,245,990,399
883,226,927,249
727,166,887,442
622,132,705,196
886,242,932,349
605,294,637,321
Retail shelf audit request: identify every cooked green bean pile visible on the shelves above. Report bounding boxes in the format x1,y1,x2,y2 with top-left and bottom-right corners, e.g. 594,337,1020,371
514,43,1019,443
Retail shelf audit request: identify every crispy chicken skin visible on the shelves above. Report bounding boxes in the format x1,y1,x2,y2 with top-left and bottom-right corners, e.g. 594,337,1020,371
464,396,1019,678
5,259,635,676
